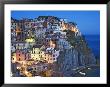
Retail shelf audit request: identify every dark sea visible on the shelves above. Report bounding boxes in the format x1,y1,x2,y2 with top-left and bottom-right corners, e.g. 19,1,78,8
73,66,100,77
84,34,100,59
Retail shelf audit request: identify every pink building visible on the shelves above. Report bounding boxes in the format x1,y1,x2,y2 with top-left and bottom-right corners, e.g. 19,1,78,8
14,50,31,62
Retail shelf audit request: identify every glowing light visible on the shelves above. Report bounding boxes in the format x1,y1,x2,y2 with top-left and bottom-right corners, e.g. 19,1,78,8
17,66,21,70
11,72,13,76
25,38,35,42
25,71,28,74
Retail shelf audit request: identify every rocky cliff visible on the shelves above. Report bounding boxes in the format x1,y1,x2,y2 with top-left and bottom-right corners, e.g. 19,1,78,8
55,30,96,76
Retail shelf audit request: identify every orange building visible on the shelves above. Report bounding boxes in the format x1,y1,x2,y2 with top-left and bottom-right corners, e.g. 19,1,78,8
16,26,21,36
43,21,47,28
11,50,25,65
15,50,25,64
71,26,78,33
49,40,56,48
15,26,22,41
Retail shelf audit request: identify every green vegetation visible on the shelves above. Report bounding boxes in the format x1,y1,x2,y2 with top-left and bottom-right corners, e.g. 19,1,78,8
64,30,92,55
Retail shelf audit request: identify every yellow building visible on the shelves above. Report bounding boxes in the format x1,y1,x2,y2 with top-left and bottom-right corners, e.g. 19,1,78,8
61,21,67,30
71,26,78,33
45,70,52,77
11,53,17,63
25,38,35,43
43,53,56,63
40,51,46,61
15,26,21,36
30,46,42,61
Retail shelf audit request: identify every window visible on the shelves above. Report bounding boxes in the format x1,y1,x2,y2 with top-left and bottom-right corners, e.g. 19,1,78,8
50,58,52,60
53,55,55,57
53,58,56,60
25,57,26,60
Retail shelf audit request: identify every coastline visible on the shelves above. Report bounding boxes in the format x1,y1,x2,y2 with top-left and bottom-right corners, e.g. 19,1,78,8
72,64,100,77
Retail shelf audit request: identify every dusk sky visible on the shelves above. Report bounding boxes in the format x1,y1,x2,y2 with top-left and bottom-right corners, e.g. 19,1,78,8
11,11,100,35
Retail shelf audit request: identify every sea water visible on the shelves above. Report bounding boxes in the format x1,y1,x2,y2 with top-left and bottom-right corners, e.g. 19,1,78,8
84,34,100,59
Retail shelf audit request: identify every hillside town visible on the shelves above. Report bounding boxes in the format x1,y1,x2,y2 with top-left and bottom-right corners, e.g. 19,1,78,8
11,16,96,77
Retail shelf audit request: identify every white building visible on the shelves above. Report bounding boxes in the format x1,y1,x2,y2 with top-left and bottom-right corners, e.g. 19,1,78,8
11,45,16,52
52,50,60,62
57,38,71,50
45,48,60,63
35,27,46,38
